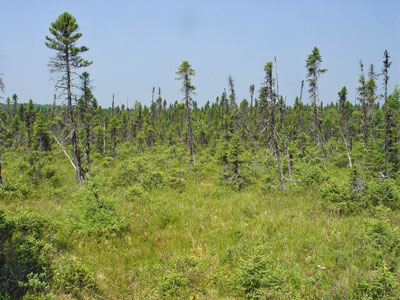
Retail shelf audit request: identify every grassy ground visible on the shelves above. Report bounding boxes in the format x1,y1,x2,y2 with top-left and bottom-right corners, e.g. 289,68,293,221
1,146,399,299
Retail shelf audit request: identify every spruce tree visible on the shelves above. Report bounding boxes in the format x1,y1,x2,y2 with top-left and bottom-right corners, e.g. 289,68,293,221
176,61,195,168
305,47,327,168
383,50,392,177
45,12,92,185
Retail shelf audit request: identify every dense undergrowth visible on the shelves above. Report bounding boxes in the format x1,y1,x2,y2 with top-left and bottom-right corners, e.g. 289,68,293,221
1,141,400,299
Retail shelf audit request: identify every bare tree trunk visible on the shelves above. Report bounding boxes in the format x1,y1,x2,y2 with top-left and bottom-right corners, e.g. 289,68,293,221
66,48,83,185
185,74,194,168
384,104,389,178
103,117,106,156
85,124,91,178
275,58,292,185
382,50,391,178
314,102,327,169
340,129,352,168
298,80,304,132
271,96,285,188
50,130,76,170
0,152,3,186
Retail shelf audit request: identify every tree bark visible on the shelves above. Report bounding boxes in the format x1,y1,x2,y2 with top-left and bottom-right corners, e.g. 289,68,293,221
66,47,83,185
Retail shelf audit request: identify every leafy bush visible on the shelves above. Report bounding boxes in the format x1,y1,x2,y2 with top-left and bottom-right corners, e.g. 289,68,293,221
353,263,399,299
318,177,359,214
0,211,55,299
300,165,330,187
53,257,97,298
232,249,285,299
360,208,400,270
141,170,164,191
363,179,400,209
75,180,130,238
124,184,148,200
165,176,186,193
158,256,203,299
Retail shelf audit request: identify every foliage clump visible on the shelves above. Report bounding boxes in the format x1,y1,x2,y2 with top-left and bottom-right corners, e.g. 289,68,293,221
53,257,98,298
231,248,286,299
0,210,55,299
75,179,130,238
158,256,204,299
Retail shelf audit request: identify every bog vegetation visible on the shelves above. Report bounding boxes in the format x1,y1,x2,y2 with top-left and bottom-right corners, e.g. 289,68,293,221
1,12,400,299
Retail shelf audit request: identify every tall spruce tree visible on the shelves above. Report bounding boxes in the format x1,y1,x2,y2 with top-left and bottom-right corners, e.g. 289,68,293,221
305,47,327,168
45,12,92,185
338,86,352,167
382,50,391,178
262,61,285,188
176,61,195,168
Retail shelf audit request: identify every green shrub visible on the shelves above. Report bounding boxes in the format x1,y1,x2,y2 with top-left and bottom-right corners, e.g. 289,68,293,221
232,250,285,299
300,165,330,187
125,184,148,200
318,178,359,214
364,179,400,209
360,208,400,270
0,211,55,299
75,180,130,238
141,170,164,190
165,176,186,193
53,257,97,298
353,263,399,299
158,256,202,299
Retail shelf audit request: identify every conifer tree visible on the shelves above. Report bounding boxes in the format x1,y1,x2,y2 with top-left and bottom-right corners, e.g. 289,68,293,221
11,94,18,116
33,111,50,151
382,50,391,178
305,47,327,168
25,99,35,149
357,61,368,146
78,72,95,177
366,64,378,137
45,12,92,185
338,86,352,167
262,61,285,188
176,61,195,168
228,75,237,110
0,71,4,95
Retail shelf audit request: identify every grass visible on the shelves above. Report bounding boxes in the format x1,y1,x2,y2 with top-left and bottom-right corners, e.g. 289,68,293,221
1,146,399,299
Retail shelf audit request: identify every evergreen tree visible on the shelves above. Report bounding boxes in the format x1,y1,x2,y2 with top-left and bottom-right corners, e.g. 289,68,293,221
25,99,35,149
45,12,92,185
382,50,391,178
305,46,327,168
33,111,50,151
262,61,285,188
338,86,352,167
176,61,196,168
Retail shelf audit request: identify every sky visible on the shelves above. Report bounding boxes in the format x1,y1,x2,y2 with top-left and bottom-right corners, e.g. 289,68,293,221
0,0,399,108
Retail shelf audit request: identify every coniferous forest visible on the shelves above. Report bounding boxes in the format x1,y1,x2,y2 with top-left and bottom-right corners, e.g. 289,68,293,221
1,11,400,300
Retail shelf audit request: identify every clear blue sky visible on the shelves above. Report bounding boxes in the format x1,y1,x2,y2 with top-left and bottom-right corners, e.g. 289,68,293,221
0,0,399,107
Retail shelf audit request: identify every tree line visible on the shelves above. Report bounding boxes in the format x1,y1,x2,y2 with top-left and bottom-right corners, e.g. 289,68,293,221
0,12,398,190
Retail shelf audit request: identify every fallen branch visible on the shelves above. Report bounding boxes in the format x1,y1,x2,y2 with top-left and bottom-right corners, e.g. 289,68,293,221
50,130,76,170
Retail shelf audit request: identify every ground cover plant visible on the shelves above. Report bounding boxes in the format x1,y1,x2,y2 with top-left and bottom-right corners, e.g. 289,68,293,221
0,10,400,300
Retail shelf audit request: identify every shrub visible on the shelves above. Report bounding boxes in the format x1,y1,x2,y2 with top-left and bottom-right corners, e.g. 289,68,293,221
165,176,186,193
141,170,164,191
75,180,130,238
0,211,55,299
363,179,400,210
360,208,400,270
353,263,399,299
53,257,97,298
125,184,148,200
318,178,359,214
300,165,330,187
158,256,202,299
232,250,285,299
